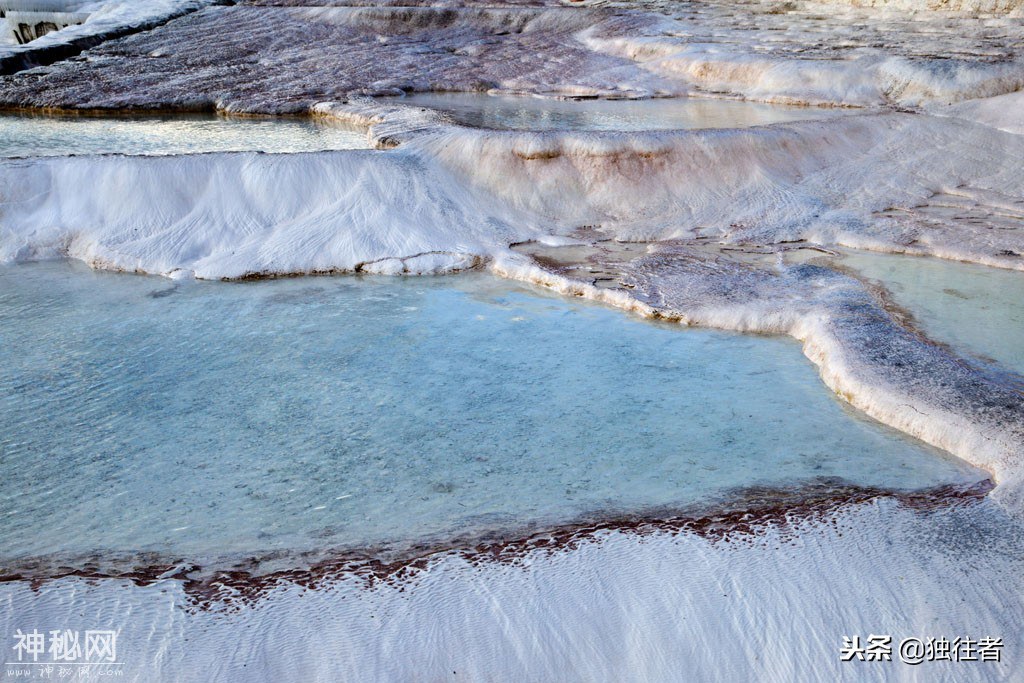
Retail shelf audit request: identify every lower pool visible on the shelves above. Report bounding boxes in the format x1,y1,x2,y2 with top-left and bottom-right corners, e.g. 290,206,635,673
0,262,982,567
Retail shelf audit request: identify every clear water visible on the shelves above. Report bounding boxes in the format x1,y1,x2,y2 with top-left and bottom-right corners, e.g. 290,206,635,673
839,251,1024,376
0,114,370,157
0,262,981,564
399,93,853,132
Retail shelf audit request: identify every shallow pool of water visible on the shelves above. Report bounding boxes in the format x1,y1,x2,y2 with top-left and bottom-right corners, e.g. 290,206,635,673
0,113,370,157
399,93,853,131
839,251,1024,377
0,263,981,565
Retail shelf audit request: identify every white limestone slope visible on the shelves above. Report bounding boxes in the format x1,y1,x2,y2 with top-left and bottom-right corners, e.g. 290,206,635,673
579,6,1024,108
0,149,537,279
402,111,1024,269
934,90,1024,135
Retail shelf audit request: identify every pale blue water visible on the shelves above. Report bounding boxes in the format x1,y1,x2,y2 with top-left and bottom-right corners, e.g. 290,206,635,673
399,93,853,131
0,114,370,158
839,251,1024,377
0,262,981,563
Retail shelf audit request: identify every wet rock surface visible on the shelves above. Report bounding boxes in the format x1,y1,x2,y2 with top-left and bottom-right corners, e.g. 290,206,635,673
2,0,1024,110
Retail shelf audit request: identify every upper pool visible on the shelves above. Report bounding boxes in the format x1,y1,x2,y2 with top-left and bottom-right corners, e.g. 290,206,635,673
398,93,853,131
838,251,1024,377
0,263,981,569
0,113,371,157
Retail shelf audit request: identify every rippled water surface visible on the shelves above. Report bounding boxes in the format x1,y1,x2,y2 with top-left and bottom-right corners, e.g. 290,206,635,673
0,114,370,157
0,262,982,565
400,93,854,131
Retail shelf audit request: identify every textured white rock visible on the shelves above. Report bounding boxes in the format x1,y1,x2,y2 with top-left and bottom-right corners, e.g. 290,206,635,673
0,149,537,278
5,0,1023,108
11,109,1024,279
936,90,1024,135
400,111,1024,268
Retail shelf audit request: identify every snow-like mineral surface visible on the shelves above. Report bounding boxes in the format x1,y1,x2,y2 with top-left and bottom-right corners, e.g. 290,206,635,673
2,499,1021,682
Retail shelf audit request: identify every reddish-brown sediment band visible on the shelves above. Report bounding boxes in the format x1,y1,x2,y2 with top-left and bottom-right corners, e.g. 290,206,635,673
0,479,992,609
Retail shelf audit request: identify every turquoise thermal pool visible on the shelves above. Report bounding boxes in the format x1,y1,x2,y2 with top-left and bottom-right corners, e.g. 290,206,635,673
0,262,983,568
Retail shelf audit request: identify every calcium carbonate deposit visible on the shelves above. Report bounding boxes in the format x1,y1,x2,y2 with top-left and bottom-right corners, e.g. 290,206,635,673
1,0,1023,681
